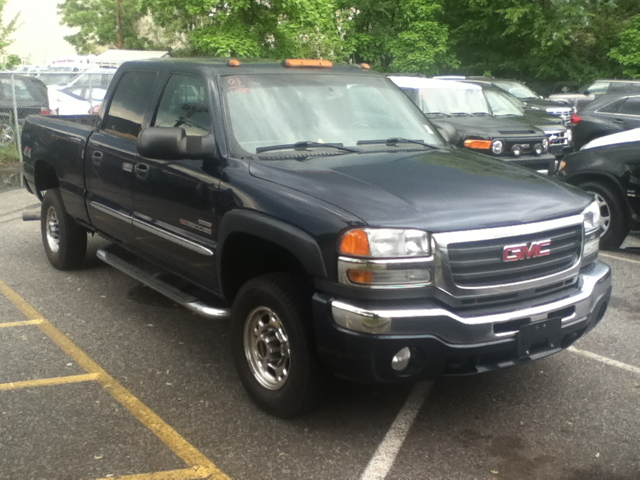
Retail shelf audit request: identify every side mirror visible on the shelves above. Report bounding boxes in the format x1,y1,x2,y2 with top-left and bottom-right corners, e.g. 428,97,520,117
137,127,216,161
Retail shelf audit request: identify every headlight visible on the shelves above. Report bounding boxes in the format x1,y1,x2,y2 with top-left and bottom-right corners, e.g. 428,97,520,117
491,140,504,155
338,228,433,288
542,137,549,152
339,228,431,257
566,128,573,143
582,200,601,233
582,200,601,261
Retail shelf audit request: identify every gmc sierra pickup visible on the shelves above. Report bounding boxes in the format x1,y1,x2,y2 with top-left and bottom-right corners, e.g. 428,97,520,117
21,58,612,418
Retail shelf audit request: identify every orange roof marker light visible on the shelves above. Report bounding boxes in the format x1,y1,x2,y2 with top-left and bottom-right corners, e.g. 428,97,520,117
360,63,371,70
283,59,334,68
228,59,241,67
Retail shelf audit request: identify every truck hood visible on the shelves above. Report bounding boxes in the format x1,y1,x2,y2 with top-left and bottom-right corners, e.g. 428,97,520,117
249,148,591,232
431,116,545,140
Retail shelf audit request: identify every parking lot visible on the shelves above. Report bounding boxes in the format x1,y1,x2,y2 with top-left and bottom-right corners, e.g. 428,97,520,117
1,186,639,480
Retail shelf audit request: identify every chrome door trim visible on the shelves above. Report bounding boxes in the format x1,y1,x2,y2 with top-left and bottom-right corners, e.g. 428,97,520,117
89,201,132,223
132,218,214,257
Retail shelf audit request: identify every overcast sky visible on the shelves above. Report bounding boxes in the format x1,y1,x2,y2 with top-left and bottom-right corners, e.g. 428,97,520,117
5,0,78,65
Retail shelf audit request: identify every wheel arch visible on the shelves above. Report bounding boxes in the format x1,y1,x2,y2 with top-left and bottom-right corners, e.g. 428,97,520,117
217,210,328,303
566,171,631,217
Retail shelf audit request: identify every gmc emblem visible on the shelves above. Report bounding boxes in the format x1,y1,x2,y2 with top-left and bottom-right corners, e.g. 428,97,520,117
503,239,551,262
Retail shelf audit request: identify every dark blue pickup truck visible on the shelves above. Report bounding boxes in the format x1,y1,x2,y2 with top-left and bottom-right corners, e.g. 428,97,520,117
21,58,611,417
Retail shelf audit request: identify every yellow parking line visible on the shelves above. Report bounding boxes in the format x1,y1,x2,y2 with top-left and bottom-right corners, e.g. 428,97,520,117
0,319,44,328
0,373,99,391
0,281,230,480
95,466,212,480
600,252,640,265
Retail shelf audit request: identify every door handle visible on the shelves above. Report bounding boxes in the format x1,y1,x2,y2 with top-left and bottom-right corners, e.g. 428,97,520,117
612,118,625,125
134,163,149,180
91,151,103,166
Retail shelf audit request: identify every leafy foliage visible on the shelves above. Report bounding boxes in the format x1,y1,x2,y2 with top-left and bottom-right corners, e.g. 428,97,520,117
56,0,640,83
0,0,18,55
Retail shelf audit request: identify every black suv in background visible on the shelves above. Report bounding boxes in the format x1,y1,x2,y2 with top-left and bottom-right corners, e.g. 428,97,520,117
390,76,557,173
0,73,50,146
570,94,640,149
438,76,572,124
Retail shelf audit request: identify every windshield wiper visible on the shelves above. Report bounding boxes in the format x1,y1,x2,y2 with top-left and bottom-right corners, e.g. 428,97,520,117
449,112,473,116
471,112,492,116
356,138,439,148
424,112,451,117
255,141,361,154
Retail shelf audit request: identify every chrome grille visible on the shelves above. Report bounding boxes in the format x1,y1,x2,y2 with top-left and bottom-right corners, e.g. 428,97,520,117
447,225,582,288
546,130,569,146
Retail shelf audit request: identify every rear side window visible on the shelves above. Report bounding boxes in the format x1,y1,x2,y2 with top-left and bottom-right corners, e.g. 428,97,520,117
103,71,157,138
153,74,211,136
618,97,640,115
0,78,35,101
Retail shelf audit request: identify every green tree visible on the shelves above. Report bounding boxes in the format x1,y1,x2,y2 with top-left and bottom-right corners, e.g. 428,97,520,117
345,0,455,73
59,0,151,53
0,0,18,55
610,14,640,78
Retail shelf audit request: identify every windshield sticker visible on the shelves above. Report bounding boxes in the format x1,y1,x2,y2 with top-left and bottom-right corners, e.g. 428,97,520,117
226,76,251,94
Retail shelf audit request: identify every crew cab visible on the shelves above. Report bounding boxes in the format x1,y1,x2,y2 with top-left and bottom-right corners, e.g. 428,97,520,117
22,59,612,417
389,76,557,174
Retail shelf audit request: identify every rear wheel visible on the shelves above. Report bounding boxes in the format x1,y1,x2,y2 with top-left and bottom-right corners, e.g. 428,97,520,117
577,181,629,249
41,189,87,270
231,273,327,417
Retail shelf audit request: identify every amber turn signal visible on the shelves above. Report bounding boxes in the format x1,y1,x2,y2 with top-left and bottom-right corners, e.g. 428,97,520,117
283,59,334,68
347,270,374,284
339,229,371,256
464,139,492,150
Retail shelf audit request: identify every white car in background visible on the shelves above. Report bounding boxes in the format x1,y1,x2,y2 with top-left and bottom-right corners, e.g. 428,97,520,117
39,70,115,115
580,127,640,150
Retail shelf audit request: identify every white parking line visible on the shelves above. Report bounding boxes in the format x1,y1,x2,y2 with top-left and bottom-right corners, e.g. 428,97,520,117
600,252,640,265
569,346,640,375
360,382,432,480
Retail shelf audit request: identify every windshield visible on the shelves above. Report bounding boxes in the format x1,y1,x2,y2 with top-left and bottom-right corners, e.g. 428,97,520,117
493,80,539,100
221,74,445,155
484,89,524,116
402,86,490,115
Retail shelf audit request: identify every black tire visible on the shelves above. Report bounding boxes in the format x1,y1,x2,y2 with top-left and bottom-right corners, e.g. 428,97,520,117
41,189,87,270
231,273,327,418
577,181,629,250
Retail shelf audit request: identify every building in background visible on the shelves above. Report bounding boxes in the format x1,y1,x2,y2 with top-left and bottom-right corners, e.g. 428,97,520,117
5,0,78,65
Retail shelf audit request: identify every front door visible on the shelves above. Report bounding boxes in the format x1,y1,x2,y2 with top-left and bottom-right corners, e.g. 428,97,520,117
132,73,221,291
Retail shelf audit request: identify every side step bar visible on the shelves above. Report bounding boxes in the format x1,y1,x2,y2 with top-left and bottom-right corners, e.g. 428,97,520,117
97,245,230,320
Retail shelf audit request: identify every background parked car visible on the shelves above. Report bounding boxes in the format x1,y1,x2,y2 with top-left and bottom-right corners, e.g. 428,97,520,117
390,76,557,173
439,76,572,124
464,81,573,157
35,69,115,115
557,140,640,249
581,127,640,151
549,79,640,110
570,93,640,150
0,73,50,146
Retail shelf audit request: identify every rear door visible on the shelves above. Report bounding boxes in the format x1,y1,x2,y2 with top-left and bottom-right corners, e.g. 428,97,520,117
132,73,221,290
616,96,640,130
85,70,158,244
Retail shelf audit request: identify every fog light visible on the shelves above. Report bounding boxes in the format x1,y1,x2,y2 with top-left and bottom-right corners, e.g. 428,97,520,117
511,145,522,156
534,143,543,155
391,347,412,372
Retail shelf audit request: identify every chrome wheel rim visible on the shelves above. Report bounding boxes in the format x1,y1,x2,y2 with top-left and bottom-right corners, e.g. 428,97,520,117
592,192,611,235
0,123,13,146
243,306,290,390
46,206,61,253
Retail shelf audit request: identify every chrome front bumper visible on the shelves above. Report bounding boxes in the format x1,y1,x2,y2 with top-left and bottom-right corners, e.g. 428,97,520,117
331,261,611,345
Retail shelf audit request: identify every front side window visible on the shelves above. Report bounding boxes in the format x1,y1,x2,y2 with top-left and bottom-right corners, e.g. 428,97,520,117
103,71,157,138
484,89,524,116
154,74,211,136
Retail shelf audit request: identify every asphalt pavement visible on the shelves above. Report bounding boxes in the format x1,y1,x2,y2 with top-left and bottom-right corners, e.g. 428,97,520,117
1,187,639,480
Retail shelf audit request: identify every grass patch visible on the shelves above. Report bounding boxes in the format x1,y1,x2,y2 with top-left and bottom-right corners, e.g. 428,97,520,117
0,144,20,166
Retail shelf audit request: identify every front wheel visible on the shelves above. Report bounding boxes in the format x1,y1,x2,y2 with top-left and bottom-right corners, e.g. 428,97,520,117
231,273,327,418
577,181,629,250
41,189,87,270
